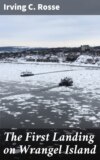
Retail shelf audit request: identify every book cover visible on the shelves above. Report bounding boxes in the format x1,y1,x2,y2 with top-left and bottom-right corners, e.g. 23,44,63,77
0,0,100,159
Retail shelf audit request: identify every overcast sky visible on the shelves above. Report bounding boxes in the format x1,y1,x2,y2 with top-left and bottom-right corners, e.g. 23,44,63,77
0,16,100,47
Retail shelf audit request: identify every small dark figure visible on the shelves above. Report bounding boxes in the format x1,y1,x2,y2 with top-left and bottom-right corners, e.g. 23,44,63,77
21,71,34,77
59,77,73,87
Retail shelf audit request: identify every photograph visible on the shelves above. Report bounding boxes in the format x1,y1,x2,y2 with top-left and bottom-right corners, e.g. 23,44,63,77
0,15,100,129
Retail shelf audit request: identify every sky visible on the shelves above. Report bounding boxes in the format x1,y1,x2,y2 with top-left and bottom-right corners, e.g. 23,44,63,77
0,15,100,47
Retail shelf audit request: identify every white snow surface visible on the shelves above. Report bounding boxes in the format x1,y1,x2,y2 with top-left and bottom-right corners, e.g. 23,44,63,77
0,62,100,128
0,62,100,94
75,55,100,66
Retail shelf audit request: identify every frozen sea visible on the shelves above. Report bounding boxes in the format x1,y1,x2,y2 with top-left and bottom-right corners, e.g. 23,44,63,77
0,62,100,128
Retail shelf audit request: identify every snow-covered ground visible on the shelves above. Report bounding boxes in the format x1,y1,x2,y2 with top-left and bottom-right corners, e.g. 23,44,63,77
0,62,100,128
1,54,100,67
74,55,100,66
